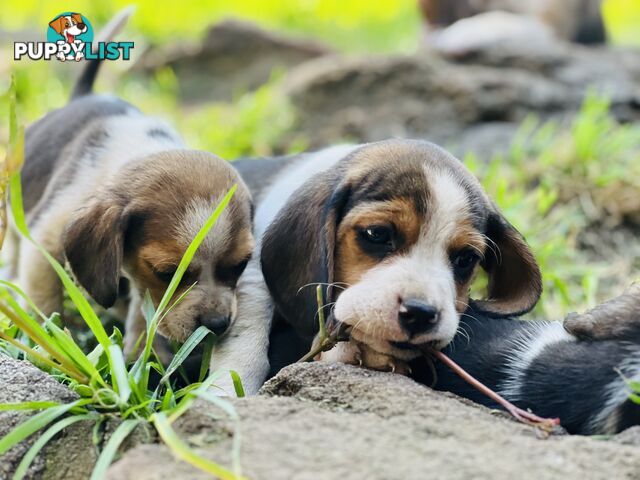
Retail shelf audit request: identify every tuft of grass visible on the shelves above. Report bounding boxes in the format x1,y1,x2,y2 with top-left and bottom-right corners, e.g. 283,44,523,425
0,76,245,479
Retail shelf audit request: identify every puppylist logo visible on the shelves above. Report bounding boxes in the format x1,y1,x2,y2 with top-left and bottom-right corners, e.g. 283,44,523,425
14,12,134,62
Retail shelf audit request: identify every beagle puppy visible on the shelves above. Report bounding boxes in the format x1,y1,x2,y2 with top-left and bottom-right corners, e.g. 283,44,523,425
48,13,88,61
5,22,253,354
213,140,542,393
214,141,640,434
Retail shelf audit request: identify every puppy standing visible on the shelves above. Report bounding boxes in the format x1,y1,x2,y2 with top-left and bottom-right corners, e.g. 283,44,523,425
4,12,254,353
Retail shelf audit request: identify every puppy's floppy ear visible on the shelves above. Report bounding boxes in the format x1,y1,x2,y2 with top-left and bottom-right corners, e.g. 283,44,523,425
261,170,350,341
49,16,66,35
473,209,542,317
63,199,130,308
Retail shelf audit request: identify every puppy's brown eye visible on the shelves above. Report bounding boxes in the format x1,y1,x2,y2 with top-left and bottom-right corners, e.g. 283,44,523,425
358,225,395,258
363,225,392,244
215,258,250,287
451,250,480,281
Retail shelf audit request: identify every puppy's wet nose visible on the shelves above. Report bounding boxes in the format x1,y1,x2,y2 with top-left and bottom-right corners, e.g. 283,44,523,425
198,314,230,336
398,299,439,337
77,23,87,31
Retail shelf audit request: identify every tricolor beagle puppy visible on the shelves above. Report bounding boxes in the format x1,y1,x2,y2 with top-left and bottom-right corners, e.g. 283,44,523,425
214,141,639,434
213,141,542,390
5,17,253,354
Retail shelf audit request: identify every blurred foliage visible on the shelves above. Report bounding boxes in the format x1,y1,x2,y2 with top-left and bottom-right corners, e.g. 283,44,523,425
1,0,639,52
1,0,640,320
468,94,640,319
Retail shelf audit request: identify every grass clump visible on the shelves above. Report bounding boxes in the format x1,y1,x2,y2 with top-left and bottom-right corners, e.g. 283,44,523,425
0,77,245,479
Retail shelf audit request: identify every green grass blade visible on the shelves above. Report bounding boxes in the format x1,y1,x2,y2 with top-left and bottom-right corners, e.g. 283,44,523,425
230,371,245,398
45,320,102,382
0,300,74,369
152,412,242,480
193,391,238,420
108,345,131,404
0,281,47,321
198,334,216,383
0,399,87,455
141,291,155,328
141,186,237,364
13,414,97,480
90,419,141,480
0,401,59,412
0,331,87,382
9,172,112,353
158,326,211,386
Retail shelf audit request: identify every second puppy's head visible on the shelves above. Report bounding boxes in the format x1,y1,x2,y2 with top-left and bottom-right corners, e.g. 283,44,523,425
63,150,254,342
262,140,541,368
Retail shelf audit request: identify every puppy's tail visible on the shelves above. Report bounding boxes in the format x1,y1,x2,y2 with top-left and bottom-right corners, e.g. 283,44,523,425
70,6,135,100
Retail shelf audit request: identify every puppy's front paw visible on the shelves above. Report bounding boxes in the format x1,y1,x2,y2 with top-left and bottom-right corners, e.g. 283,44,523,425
358,345,411,375
318,341,362,365
319,341,411,375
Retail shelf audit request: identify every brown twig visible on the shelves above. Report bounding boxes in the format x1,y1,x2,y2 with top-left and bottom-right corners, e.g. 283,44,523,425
297,321,351,363
423,346,560,432
297,286,351,363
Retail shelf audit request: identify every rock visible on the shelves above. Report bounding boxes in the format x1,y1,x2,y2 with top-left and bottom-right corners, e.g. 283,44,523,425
614,426,640,446
280,53,572,152
107,362,640,480
0,354,155,480
0,353,78,479
136,20,331,103
275,41,640,155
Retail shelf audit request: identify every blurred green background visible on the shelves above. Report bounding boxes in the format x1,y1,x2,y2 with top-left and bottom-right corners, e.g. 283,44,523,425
2,0,640,52
1,0,640,319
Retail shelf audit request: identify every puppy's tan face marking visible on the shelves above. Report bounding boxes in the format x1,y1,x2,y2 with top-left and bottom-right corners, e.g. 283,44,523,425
123,175,254,342
328,143,491,364
335,197,422,286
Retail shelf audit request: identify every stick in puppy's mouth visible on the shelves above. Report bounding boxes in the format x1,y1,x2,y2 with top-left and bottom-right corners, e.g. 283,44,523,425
299,305,560,432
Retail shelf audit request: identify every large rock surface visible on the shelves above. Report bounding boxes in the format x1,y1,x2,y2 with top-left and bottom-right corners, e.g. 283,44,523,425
280,43,640,153
107,362,640,480
2,357,639,479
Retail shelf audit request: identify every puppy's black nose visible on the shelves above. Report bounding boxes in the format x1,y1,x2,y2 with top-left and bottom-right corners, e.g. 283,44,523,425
198,314,230,336
77,23,87,31
398,299,439,337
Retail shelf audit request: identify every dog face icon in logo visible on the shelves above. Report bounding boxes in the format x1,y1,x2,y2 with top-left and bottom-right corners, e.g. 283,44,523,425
47,13,93,62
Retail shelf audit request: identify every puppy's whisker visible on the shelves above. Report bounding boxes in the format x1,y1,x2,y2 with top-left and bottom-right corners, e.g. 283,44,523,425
480,234,502,264
296,282,350,296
